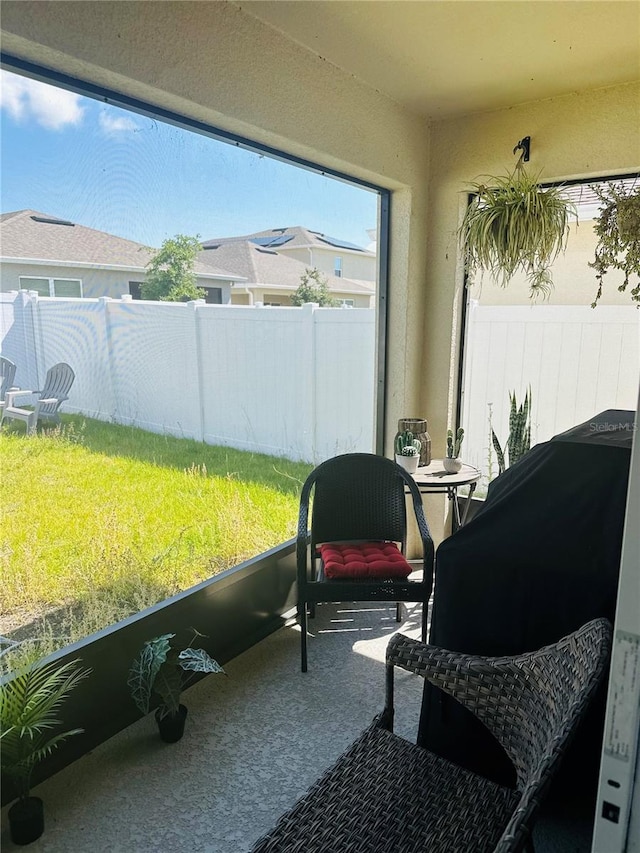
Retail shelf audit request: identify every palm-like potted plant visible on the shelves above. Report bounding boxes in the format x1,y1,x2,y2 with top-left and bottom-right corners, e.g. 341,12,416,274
128,630,225,743
0,656,90,845
588,181,640,307
459,166,577,297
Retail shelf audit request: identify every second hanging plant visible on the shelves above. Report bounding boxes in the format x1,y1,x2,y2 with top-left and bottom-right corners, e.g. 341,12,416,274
459,166,576,298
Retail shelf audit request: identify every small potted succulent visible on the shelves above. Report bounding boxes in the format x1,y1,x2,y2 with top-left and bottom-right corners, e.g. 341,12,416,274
444,428,465,473
128,630,225,743
394,430,421,474
1,655,90,845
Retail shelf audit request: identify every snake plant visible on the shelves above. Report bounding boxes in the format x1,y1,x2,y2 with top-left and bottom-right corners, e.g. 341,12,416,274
491,389,531,475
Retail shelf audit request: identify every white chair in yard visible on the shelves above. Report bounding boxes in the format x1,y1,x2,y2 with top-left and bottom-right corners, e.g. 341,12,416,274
1,362,75,435
0,357,18,413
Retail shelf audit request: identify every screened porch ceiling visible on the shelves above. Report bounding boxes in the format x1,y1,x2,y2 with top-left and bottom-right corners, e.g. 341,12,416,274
239,1,640,120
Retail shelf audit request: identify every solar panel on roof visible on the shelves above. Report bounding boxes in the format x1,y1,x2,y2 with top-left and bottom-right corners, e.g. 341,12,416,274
250,235,294,248
31,216,75,227
317,235,365,252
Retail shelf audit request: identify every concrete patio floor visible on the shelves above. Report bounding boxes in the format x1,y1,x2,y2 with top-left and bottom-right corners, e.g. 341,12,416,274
1,600,594,852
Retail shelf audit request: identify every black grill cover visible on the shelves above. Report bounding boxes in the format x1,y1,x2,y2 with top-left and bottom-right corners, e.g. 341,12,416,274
417,410,634,798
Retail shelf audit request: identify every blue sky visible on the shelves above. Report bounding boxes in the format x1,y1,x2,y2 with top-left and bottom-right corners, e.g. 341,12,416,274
0,70,378,249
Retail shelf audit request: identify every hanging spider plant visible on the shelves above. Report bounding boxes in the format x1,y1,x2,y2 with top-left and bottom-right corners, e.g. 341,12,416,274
459,167,577,298
588,181,640,307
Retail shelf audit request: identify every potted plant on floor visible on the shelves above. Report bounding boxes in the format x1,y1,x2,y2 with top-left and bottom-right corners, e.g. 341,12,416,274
459,166,576,298
444,427,465,473
588,181,640,306
128,630,225,743
0,655,90,845
491,389,532,475
394,430,421,474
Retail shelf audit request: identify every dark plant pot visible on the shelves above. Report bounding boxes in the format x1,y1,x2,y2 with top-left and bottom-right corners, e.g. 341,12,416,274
8,796,44,846
155,704,188,743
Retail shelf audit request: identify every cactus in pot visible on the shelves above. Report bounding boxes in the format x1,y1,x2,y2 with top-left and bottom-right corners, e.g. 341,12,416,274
446,428,465,459
395,430,421,473
395,430,421,457
444,427,465,473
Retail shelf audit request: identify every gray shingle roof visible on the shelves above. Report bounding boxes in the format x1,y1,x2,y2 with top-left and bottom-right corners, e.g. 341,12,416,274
201,225,374,255
0,210,241,279
197,241,374,295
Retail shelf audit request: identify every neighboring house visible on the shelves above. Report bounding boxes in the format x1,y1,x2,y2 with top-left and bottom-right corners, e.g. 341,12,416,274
0,210,244,303
201,225,377,283
197,239,374,307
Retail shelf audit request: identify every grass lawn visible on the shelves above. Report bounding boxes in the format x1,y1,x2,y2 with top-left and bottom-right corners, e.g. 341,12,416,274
0,415,312,651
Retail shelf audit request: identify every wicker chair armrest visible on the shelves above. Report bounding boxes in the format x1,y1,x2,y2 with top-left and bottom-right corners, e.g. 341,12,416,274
386,632,501,682
386,620,611,791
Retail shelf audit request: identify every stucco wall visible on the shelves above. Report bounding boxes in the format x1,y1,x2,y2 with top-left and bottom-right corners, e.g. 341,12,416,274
1,262,139,299
0,262,233,302
281,247,377,282
0,0,431,458
469,219,633,306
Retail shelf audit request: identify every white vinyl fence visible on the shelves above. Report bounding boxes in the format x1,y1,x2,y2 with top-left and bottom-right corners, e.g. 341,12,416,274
461,303,640,491
1,291,376,463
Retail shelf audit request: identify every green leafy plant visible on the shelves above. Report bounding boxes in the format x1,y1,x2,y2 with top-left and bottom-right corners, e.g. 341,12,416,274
491,389,532,475
291,268,338,307
0,656,90,802
141,234,205,302
395,430,420,458
446,427,464,459
128,630,225,720
459,167,577,298
588,182,640,307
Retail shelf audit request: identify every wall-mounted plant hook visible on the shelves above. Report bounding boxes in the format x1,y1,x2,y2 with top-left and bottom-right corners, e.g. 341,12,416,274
513,136,531,164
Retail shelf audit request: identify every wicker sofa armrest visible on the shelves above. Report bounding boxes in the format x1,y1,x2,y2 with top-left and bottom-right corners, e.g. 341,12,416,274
385,621,611,790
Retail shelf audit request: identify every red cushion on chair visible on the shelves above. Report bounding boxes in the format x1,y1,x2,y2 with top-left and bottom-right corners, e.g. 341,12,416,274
318,542,412,579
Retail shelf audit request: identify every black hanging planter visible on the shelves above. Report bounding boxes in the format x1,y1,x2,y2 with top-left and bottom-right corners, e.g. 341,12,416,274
155,704,188,743
8,796,45,846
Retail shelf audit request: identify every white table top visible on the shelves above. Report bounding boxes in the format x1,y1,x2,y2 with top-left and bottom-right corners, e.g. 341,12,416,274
412,459,481,489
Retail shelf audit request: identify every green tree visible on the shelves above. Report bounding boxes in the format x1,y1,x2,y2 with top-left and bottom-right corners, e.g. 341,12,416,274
141,234,205,302
291,268,338,307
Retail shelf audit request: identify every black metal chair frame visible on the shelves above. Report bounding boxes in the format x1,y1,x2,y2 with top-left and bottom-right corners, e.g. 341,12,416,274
297,453,434,672
251,618,612,853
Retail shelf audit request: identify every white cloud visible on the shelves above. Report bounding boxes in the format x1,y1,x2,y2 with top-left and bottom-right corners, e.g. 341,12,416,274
99,111,140,137
0,71,84,130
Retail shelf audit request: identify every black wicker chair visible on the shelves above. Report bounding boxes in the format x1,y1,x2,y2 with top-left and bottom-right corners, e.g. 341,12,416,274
251,618,612,853
297,453,434,672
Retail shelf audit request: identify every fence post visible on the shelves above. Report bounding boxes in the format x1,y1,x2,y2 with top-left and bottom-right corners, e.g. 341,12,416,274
21,290,42,390
98,298,116,422
188,299,205,443
303,302,318,462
